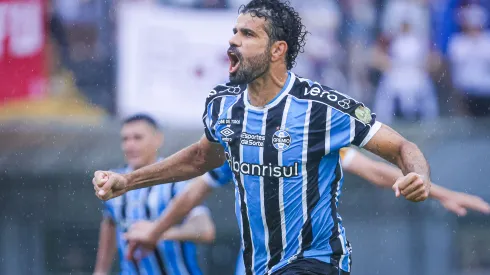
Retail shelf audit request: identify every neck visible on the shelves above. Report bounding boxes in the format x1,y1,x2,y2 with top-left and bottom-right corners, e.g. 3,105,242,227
247,67,288,107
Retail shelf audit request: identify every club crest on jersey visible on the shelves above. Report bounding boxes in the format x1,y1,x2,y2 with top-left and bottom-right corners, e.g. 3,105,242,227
355,106,372,124
272,130,291,151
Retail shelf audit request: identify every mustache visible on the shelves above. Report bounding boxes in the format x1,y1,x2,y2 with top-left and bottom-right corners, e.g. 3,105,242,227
227,46,242,60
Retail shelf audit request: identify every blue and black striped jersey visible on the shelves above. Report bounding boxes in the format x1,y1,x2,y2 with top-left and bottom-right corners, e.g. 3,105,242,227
103,166,207,275
202,72,381,274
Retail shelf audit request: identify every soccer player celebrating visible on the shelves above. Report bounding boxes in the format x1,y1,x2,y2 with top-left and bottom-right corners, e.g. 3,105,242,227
94,1,436,274
93,114,215,275
122,147,490,275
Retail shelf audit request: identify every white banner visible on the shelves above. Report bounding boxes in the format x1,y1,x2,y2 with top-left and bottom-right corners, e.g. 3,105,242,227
117,3,236,128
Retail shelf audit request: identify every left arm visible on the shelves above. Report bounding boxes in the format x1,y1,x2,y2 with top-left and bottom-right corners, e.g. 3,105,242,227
364,124,429,180
128,209,216,245
162,212,216,243
315,87,428,201
362,124,431,201
343,148,490,215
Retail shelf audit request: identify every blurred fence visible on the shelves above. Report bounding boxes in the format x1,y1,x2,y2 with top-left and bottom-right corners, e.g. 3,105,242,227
0,117,489,275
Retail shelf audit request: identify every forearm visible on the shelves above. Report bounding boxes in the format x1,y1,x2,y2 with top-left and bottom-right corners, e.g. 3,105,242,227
161,215,216,243
364,125,430,179
149,180,213,241
427,184,451,201
395,141,431,179
126,142,218,191
360,162,401,188
94,220,116,273
345,149,406,188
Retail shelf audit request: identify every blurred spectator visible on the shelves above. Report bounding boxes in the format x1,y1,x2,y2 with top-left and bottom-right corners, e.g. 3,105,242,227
294,0,348,92
161,0,226,8
448,4,490,116
367,34,391,93
343,0,376,44
381,0,431,38
341,0,377,103
48,3,70,68
373,21,438,124
225,0,245,10
51,0,117,114
430,0,460,54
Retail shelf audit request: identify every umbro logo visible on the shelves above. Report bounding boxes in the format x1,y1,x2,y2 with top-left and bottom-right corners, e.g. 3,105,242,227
220,127,234,143
220,127,234,137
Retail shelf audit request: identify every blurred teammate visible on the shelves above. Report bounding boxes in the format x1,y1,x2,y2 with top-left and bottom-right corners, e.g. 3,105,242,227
93,1,434,274
123,147,490,274
93,114,215,275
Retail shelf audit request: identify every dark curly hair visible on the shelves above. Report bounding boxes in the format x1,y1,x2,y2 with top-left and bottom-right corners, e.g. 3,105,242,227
239,0,308,70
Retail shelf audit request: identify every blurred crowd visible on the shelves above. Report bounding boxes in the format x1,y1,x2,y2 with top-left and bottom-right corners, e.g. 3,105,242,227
47,0,490,122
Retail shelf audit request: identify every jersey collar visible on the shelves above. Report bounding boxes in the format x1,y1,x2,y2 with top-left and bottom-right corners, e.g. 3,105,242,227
243,71,296,111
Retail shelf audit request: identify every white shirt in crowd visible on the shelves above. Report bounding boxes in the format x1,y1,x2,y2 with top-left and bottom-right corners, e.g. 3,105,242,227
448,31,490,96
374,31,438,123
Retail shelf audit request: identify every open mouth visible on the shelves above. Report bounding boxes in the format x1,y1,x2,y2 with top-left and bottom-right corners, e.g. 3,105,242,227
228,51,240,74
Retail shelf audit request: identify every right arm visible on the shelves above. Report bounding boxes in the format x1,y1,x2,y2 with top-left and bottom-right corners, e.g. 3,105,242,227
125,136,225,190
93,218,116,275
94,85,230,201
95,136,225,200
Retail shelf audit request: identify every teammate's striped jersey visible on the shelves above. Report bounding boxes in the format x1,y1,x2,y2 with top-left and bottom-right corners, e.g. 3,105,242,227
202,164,242,275
103,166,207,275
202,72,381,274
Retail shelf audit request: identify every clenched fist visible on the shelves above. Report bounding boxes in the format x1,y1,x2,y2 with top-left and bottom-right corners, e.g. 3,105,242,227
392,172,430,202
93,170,129,201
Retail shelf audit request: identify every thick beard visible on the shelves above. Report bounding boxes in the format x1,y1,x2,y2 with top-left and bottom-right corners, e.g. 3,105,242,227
229,50,271,85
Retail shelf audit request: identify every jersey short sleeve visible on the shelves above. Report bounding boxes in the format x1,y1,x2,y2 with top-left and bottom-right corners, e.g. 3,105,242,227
202,86,226,143
202,163,234,188
201,84,246,143
202,95,220,143
320,85,382,149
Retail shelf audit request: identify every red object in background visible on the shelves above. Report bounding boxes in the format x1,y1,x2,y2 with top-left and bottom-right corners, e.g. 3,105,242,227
0,0,46,104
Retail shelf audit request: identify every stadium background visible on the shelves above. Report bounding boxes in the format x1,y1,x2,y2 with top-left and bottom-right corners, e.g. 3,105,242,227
0,0,489,274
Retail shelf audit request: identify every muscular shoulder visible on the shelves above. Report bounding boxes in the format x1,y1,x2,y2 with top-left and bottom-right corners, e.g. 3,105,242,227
205,83,246,106
289,76,375,126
